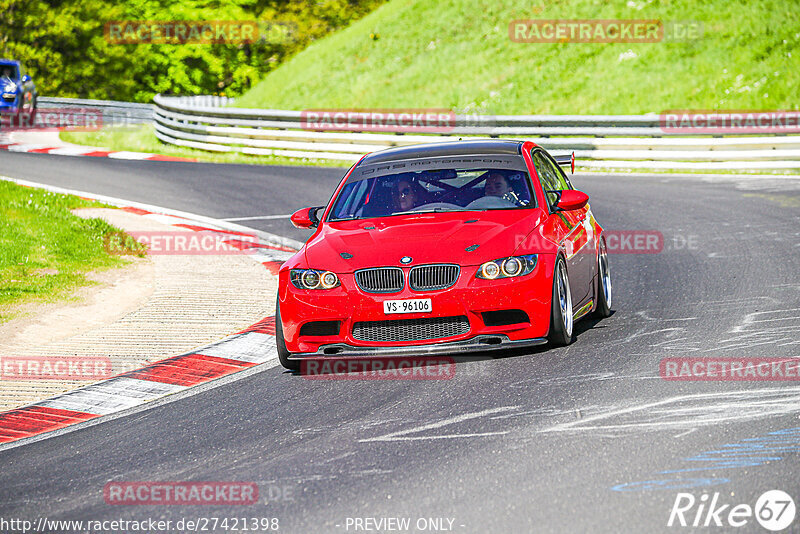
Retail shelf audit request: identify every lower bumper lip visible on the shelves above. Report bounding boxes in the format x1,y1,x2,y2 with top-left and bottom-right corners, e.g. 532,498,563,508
288,334,548,359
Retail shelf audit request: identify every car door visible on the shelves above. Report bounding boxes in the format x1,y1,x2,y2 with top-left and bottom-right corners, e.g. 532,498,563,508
531,149,595,309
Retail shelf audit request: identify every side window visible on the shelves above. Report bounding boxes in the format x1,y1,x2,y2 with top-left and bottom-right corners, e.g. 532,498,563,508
550,158,573,190
532,150,568,208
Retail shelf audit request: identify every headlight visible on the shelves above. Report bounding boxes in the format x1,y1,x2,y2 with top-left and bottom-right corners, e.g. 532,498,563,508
475,254,537,280
479,261,500,279
290,269,340,290
320,271,339,289
1,92,16,99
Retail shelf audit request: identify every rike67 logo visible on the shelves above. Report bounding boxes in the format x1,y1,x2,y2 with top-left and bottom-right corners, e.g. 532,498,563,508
668,490,796,531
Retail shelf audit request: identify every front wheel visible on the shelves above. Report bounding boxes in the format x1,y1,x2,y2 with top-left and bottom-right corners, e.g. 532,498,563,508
548,256,573,346
275,298,300,371
593,239,612,318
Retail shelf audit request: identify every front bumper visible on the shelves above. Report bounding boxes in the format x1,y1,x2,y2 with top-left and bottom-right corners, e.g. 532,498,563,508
279,255,557,355
288,334,548,359
0,94,20,112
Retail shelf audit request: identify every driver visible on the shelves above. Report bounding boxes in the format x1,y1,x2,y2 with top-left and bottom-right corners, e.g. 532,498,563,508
0,67,13,80
485,172,512,197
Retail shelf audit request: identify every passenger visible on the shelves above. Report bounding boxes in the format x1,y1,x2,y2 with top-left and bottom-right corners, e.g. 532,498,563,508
393,178,419,212
485,172,512,197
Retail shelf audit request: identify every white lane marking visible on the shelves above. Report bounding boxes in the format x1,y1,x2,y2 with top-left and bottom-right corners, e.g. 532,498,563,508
732,307,800,333
359,406,518,443
38,377,187,415
198,332,278,364
649,336,701,350
107,151,154,160
673,428,697,438
222,215,292,221
699,296,776,307
361,432,510,441
7,144,49,152
542,386,800,433
48,147,99,156
635,311,698,322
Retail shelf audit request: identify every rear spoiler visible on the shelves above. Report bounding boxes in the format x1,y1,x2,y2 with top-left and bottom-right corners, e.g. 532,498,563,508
553,152,575,174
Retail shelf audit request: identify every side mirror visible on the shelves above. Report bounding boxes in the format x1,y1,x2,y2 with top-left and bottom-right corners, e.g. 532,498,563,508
290,206,322,229
555,190,589,211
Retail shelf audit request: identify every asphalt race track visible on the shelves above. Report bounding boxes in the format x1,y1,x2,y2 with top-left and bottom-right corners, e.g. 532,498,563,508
1,150,800,532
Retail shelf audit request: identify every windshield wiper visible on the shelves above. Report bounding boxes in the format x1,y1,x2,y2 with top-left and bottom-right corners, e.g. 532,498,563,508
393,207,460,216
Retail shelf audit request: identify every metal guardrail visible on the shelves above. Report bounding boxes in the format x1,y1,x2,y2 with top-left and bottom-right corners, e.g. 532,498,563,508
38,96,153,126
152,95,800,169
26,95,800,170
155,95,675,136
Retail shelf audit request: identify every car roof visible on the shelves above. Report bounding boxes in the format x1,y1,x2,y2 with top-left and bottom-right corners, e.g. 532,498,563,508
0,59,20,66
360,139,524,165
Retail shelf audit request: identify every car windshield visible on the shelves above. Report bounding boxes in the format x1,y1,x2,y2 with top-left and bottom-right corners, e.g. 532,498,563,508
328,168,534,221
0,65,19,80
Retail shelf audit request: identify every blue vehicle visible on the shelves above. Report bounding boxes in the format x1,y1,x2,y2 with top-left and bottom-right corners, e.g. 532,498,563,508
0,59,37,122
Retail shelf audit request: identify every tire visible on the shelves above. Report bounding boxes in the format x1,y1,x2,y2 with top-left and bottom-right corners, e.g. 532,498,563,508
275,298,300,371
548,256,574,346
593,238,612,318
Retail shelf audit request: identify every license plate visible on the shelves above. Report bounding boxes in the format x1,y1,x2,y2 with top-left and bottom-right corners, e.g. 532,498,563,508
383,298,432,315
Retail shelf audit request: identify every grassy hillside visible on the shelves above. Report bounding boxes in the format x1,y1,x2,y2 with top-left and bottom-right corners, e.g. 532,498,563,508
235,0,800,114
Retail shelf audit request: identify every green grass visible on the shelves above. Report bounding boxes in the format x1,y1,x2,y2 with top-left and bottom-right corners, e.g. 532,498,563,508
235,0,800,114
0,181,145,322
59,125,353,168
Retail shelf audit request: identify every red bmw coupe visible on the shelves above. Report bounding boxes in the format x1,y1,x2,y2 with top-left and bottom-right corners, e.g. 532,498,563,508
276,140,611,370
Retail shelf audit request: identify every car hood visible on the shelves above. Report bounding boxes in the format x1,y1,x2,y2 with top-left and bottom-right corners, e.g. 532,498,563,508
303,209,548,273
0,80,17,93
